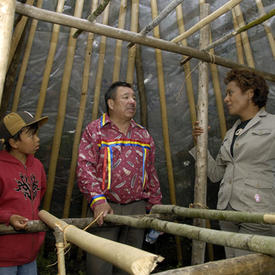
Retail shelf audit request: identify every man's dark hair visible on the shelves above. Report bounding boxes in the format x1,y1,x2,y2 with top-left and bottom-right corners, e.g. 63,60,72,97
4,123,39,152
105,81,133,115
224,69,269,108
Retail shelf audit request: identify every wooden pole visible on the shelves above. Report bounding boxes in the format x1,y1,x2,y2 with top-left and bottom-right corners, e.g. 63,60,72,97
112,0,127,82
255,0,275,59
209,32,227,139
0,213,167,235
128,0,184,48
204,9,275,53
171,0,244,43
151,205,275,225
73,0,111,38
63,0,98,219
153,253,275,275
43,0,85,212
0,0,16,105
39,210,164,275
35,0,66,119
150,0,183,265
175,4,196,126
104,214,275,257
0,26,26,119
7,0,34,70
234,5,255,68
53,229,66,275
180,9,275,66
11,0,44,112
80,1,110,221
91,3,110,120
126,0,139,84
232,8,245,65
191,3,209,266
15,2,275,82
135,43,148,127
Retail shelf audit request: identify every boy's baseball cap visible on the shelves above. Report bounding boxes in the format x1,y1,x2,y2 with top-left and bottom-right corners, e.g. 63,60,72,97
0,111,48,142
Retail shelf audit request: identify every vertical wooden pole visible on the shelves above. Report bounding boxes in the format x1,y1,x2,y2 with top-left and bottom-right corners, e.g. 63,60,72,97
231,8,245,64
191,2,209,266
7,0,34,70
43,0,85,211
175,4,197,126
135,44,148,127
0,0,15,105
209,33,227,139
80,2,110,219
150,0,183,265
91,3,110,120
63,0,98,219
234,5,255,68
35,0,66,119
112,0,127,82
126,0,139,84
54,229,66,275
255,0,275,59
11,0,44,112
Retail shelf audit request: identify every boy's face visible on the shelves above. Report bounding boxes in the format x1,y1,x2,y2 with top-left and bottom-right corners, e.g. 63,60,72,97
11,128,40,155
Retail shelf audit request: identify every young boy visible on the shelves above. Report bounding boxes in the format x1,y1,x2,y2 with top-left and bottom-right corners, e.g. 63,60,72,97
0,111,48,275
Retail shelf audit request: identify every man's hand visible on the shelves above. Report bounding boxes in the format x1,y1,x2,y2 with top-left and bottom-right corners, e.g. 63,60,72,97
93,202,114,226
9,215,29,230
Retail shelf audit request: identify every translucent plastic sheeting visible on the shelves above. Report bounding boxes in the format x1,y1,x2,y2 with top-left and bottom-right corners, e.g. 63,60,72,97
7,0,275,216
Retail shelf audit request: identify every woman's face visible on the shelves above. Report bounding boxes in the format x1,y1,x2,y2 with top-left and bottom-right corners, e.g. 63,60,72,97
224,81,253,117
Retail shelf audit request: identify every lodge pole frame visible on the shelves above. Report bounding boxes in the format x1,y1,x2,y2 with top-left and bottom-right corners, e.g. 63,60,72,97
14,1,275,82
42,0,85,212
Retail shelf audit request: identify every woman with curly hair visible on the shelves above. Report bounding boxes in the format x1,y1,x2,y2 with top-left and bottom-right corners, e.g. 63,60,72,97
191,69,275,258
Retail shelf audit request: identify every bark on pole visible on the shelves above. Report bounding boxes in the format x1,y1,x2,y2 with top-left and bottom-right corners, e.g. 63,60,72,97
151,205,275,225
191,3,209,266
153,253,275,275
0,0,15,106
38,210,164,275
14,2,275,82
53,229,66,275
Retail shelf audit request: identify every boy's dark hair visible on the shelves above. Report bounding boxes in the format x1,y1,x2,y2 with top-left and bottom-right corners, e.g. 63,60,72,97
4,123,39,152
104,81,132,115
224,69,269,108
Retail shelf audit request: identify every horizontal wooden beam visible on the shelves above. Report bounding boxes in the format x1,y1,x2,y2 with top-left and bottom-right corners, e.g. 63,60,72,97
15,1,275,82
153,253,275,275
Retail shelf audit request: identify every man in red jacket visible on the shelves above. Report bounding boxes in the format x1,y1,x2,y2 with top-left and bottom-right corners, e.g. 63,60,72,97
77,81,162,275
0,111,48,275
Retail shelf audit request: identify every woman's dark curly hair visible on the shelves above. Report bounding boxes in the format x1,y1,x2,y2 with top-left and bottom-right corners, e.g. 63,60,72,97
224,69,269,108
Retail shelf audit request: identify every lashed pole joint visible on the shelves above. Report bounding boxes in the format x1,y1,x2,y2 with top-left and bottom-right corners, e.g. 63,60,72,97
127,0,184,48
73,0,111,39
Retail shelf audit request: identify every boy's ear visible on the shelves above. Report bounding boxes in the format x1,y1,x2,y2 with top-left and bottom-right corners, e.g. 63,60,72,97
8,138,18,149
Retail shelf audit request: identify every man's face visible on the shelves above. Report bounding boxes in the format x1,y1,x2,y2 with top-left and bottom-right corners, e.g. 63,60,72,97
108,86,136,120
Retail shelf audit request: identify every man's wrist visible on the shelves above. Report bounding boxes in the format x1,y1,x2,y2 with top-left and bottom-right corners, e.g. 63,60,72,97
89,194,107,209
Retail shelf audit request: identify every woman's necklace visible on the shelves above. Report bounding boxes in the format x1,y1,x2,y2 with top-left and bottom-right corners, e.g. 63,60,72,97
235,128,242,136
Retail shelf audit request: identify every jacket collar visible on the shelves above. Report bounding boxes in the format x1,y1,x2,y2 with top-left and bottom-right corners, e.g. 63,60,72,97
231,107,267,137
100,113,144,129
